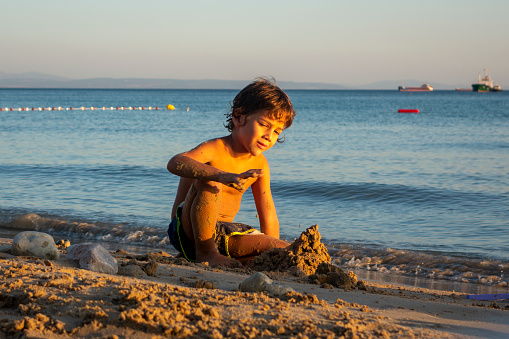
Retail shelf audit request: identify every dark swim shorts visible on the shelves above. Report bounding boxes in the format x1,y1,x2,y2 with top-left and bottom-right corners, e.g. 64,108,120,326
167,204,259,262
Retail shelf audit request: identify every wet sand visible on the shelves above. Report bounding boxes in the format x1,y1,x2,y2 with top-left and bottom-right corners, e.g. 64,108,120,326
1,235,508,338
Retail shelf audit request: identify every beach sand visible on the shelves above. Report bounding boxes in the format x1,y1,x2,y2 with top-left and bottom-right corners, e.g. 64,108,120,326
1,232,508,338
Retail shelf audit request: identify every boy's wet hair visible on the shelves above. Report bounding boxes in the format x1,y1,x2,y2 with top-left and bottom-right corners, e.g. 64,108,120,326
225,77,295,143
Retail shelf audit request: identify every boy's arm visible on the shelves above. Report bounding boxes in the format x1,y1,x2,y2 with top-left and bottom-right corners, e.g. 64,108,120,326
251,160,280,238
168,153,224,182
167,140,263,191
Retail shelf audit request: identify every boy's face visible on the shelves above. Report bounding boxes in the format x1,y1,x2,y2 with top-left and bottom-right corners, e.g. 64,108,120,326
233,111,285,156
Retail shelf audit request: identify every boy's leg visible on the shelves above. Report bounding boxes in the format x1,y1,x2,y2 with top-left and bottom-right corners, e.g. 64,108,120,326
180,180,241,268
227,233,290,263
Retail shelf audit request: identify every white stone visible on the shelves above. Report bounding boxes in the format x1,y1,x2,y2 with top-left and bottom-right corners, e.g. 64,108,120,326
264,283,295,296
239,272,273,292
66,243,118,274
12,231,60,259
239,272,295,296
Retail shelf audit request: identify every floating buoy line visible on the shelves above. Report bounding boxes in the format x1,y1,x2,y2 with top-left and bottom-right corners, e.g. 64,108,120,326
0,105,178,111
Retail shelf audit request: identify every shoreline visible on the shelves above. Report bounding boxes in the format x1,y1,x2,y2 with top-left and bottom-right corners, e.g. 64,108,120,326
1,237,508,338
1,227,508,296
0,226,509,294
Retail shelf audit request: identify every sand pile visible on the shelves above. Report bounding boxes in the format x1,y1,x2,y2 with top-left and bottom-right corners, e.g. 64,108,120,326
248,225,331,275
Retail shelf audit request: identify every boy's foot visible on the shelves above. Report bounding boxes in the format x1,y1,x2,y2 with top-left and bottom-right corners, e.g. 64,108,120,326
197,252,242,268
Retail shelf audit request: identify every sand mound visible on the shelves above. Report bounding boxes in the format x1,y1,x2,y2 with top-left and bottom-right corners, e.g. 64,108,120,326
308,262,368,290
247,225,331,275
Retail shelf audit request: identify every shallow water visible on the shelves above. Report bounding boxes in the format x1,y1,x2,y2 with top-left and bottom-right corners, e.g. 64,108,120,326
1,88,508,292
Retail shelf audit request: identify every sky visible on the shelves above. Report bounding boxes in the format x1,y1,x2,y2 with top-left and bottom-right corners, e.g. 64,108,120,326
3,0,509,88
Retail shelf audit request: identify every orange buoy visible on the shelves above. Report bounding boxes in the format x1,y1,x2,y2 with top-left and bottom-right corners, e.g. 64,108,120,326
398,109,419,113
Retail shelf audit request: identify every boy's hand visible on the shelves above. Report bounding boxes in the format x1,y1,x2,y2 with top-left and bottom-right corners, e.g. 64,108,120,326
223,169,263,191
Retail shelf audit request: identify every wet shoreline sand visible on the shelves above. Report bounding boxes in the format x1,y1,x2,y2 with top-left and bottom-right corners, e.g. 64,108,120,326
1,237,508,338
2,218,506,297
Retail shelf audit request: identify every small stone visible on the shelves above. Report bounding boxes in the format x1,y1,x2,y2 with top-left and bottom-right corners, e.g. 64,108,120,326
195,280,216,289
140,261,158,276
56,239,72,249
12,231,60,259
264,283,295,295
311,263,356,290
67,243,118,274
239,272,295,296
239,272,273,292
118,264,147,277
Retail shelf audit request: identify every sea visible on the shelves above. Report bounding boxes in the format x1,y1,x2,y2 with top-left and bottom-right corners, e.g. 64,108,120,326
1,88,508,295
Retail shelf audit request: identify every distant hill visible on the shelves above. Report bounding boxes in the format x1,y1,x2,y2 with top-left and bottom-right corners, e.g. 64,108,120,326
0,71,465,90
0,72,348,90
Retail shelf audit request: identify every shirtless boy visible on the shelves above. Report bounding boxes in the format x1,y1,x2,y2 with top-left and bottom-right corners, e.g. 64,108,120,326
167,78,296,267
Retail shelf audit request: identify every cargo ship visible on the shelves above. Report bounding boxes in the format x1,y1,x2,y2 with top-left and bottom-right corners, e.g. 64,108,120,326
398,83,433,92
472,69,502,92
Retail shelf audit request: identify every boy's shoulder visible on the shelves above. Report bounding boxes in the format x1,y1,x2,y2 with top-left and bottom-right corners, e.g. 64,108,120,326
192,137,228,152
191,136,238,161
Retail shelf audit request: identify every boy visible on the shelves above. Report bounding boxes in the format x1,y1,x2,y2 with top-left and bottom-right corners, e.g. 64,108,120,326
167,78,296,267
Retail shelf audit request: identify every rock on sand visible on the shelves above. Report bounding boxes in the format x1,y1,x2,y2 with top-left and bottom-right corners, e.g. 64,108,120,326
11,231,60,260
239,272,295,296
67,243,118,274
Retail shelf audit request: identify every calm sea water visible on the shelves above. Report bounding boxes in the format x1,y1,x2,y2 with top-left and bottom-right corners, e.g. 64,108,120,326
1,88,508,293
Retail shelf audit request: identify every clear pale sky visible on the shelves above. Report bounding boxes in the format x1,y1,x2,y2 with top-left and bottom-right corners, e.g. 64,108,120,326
3,0,508,87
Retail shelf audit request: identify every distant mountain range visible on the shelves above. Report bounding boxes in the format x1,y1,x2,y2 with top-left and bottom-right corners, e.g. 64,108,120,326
0,71,459,90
